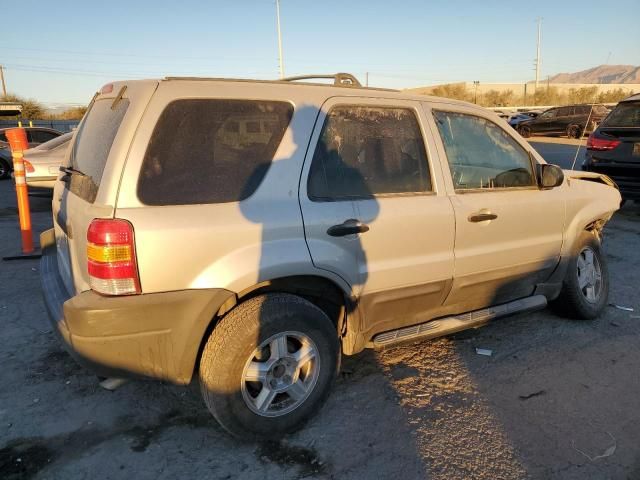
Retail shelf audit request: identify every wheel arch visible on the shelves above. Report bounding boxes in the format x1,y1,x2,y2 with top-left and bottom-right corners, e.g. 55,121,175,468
191,274,361,382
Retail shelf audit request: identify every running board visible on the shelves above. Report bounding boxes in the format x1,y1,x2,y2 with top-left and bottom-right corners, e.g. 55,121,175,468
371,295,547,349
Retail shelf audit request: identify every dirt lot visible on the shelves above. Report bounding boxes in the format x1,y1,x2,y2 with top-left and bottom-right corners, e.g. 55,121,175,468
1,141,640,479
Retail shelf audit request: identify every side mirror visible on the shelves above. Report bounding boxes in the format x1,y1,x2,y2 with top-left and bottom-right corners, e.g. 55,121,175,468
538,163,564,189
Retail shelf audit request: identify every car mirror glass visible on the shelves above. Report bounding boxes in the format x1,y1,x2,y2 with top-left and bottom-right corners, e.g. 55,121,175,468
539,164,564,189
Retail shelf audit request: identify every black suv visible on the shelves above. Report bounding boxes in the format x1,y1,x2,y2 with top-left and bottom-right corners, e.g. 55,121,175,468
583,94,640,201
517,104,609,139
0,127,63,179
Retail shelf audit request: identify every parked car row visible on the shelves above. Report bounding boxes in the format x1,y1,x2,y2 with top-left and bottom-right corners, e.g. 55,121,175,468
516,104,609,139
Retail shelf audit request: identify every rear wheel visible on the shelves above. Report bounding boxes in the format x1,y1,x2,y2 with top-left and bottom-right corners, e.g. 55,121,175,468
199,293,340,439
566,124,582,139
551,232,609,319
519,125,532,138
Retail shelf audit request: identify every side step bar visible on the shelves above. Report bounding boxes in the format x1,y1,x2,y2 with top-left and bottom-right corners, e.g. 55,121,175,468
371,295,547,349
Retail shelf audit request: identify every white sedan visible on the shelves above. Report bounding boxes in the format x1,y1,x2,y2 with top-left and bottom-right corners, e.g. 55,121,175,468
24,132,73,189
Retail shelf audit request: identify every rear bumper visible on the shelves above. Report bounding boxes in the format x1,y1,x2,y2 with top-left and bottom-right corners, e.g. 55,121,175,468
39,229,234,384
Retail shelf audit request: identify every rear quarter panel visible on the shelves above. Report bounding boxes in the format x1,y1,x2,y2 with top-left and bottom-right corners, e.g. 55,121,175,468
115,81,353,295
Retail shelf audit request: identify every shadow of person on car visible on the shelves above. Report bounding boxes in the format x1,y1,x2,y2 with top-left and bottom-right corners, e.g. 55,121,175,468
199,103,382,439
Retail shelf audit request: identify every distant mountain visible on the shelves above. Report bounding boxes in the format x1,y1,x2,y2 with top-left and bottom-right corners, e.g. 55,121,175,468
549,65,640,84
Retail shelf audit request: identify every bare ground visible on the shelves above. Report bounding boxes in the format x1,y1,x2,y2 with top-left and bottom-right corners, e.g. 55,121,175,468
1,175,640,479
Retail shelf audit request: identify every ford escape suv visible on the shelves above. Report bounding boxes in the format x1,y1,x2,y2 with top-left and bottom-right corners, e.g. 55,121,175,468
41,74,621,439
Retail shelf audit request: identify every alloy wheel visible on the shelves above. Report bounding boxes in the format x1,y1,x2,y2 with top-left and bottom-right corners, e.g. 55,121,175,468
241,331,320,418
576,247,602,303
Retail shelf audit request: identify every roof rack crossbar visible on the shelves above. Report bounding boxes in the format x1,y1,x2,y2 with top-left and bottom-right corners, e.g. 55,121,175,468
281,73,362,87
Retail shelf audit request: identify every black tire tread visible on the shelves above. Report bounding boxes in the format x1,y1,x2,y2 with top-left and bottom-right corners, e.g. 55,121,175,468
199,293,337,439
551,231,609,320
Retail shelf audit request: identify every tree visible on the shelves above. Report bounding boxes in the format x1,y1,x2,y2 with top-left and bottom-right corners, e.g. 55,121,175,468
431,83,472,102
481,89,515,107
533,86,562,106
598,88,635,104
567,86,598,104
0,93,45,119
47,106,88,120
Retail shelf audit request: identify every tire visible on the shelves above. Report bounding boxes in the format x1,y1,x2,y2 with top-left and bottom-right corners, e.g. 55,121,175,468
566,124,582,139
0,158,11,180
199,293,340,439
551,231,609,319
519,125,532,138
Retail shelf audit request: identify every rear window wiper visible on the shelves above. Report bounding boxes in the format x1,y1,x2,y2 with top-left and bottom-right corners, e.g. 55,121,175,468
59,165,88,179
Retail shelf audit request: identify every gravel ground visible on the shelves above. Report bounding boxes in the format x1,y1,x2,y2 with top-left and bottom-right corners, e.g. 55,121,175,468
1,141,639,479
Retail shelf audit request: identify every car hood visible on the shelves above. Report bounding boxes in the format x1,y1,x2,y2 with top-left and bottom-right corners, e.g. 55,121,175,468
564,169,618,189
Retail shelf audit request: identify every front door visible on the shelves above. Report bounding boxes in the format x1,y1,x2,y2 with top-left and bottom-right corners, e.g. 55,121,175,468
430,106,564,312
299,97,456,337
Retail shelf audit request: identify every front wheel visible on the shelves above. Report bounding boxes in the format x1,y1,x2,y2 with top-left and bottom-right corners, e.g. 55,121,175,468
551,232,609,319
199,293,340,439
519,125,532,138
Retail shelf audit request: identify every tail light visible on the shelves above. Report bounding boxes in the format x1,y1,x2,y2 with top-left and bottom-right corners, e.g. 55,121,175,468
87,219,141,295
23,160,34,173
587,134,620,151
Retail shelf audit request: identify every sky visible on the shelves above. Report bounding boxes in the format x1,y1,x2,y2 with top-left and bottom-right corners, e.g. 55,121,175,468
1,0,639,108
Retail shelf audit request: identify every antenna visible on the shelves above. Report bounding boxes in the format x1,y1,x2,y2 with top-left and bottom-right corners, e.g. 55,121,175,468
276,0,285,79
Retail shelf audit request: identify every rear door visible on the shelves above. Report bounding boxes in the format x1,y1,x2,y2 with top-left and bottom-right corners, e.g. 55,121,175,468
551,106,573,134
429,105,564,311
534,108,557,134
299,97,455,337
52,81,157,294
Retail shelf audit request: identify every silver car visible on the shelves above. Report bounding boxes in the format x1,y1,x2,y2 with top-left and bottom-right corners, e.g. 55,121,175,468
25,132,73,189
40,74,621,439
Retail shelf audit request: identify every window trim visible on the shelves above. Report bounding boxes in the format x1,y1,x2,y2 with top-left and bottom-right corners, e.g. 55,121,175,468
136,97,295,206
307,103,435,203
432,109,540,194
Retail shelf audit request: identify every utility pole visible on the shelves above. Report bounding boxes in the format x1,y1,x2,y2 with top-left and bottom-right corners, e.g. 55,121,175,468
365,72,369,87
276,0,285,79
0,65,6,97
473,81,480,104
535,18,542,91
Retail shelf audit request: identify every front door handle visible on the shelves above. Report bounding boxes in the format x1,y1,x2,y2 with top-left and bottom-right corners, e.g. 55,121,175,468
468,212,498,223
327,219,370,237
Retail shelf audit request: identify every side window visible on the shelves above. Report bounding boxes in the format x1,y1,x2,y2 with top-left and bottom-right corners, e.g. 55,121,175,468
557,107,573,117
307,105,431,201
433,111,536,190
138,99,293,205
540,109,556,119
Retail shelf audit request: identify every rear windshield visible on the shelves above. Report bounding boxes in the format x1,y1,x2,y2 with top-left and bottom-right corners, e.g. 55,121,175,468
69,97,129,202
38,132,73,151
601,103,640,128
138,99,293,205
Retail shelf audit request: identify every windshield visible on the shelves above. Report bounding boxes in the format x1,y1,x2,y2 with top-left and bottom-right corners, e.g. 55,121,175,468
601,103,640,128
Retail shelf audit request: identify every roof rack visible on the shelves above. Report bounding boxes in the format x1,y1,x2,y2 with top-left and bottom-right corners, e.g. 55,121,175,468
281,73,362,87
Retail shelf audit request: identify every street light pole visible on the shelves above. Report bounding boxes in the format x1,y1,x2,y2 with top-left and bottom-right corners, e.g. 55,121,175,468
276,0,285,79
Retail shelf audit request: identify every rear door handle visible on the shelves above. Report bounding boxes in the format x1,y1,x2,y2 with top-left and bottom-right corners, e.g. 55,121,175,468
468,212,498,223
327,219,370,237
